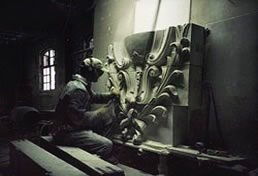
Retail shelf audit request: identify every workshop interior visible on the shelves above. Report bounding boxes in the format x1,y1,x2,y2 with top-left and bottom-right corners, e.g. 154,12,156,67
0,0,257,175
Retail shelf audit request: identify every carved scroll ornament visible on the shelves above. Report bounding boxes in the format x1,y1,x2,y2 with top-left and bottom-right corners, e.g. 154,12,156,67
106,24,191,143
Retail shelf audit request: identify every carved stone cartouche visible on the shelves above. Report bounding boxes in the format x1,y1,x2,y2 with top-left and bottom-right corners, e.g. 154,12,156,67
106,24,191,144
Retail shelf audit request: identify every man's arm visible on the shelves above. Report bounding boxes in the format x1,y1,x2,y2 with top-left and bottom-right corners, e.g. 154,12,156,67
67,89,98,128
91,92,115,104
91,87,120,104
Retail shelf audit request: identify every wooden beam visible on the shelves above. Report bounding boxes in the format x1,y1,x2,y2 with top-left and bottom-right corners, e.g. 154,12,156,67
38,137,124,176
10,139,88,176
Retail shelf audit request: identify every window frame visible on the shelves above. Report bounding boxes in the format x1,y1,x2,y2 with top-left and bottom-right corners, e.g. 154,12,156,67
40,48,56,92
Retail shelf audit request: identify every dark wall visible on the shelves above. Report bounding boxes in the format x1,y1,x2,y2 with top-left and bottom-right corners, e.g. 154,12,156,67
0,38,66,114
68,10,94,76
0,43,25,115
191,0,258,158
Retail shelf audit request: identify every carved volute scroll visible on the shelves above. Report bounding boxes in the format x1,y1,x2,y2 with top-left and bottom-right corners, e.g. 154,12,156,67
106,24,196,144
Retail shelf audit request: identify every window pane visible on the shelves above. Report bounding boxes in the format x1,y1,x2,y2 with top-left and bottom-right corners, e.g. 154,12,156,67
43,68,47,75
43,56,48,66
50,50,55,57
43,84,47,90
50,57,55,65
43,76,47,83
51,66,56,89
51,80,55,90
51,67,55,81
46,83,50,90
43,68,50,75
43,83,50,90
47,75,50,82
41,49,56,91
43,76,50,83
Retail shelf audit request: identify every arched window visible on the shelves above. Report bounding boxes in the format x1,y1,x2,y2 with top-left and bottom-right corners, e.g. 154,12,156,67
41,49,56,91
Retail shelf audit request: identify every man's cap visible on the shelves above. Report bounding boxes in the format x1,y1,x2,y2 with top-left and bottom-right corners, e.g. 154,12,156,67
82,57,109,72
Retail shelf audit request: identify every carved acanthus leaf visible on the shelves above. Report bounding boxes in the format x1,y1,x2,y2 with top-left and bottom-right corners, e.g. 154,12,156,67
113,42,131,70
137,65,162,104
146,27,178,66
139,92,171,118
151,106,167,119
105,24,195,142
162,85,179,103
166,70,185,88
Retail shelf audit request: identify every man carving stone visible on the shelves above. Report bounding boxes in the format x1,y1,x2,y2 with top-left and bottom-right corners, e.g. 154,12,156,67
53,57,120,163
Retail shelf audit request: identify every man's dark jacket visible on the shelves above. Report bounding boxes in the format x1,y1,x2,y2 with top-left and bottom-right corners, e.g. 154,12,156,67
55,74,115,130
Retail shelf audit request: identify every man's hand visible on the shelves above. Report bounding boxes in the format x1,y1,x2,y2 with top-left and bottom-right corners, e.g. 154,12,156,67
95,102,116,119
110,87,120,97
95,106,108,115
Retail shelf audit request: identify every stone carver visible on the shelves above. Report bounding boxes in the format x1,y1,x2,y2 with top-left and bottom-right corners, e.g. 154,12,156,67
53,57,120,163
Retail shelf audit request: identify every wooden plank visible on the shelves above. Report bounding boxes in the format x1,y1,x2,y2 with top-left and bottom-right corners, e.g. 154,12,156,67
59,146,124,176
38,137,124,176
10,139,88,176
113,139,246,164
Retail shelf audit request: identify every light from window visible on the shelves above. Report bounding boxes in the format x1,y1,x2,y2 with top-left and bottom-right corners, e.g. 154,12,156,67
42,49,56,91
134,0,191,33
